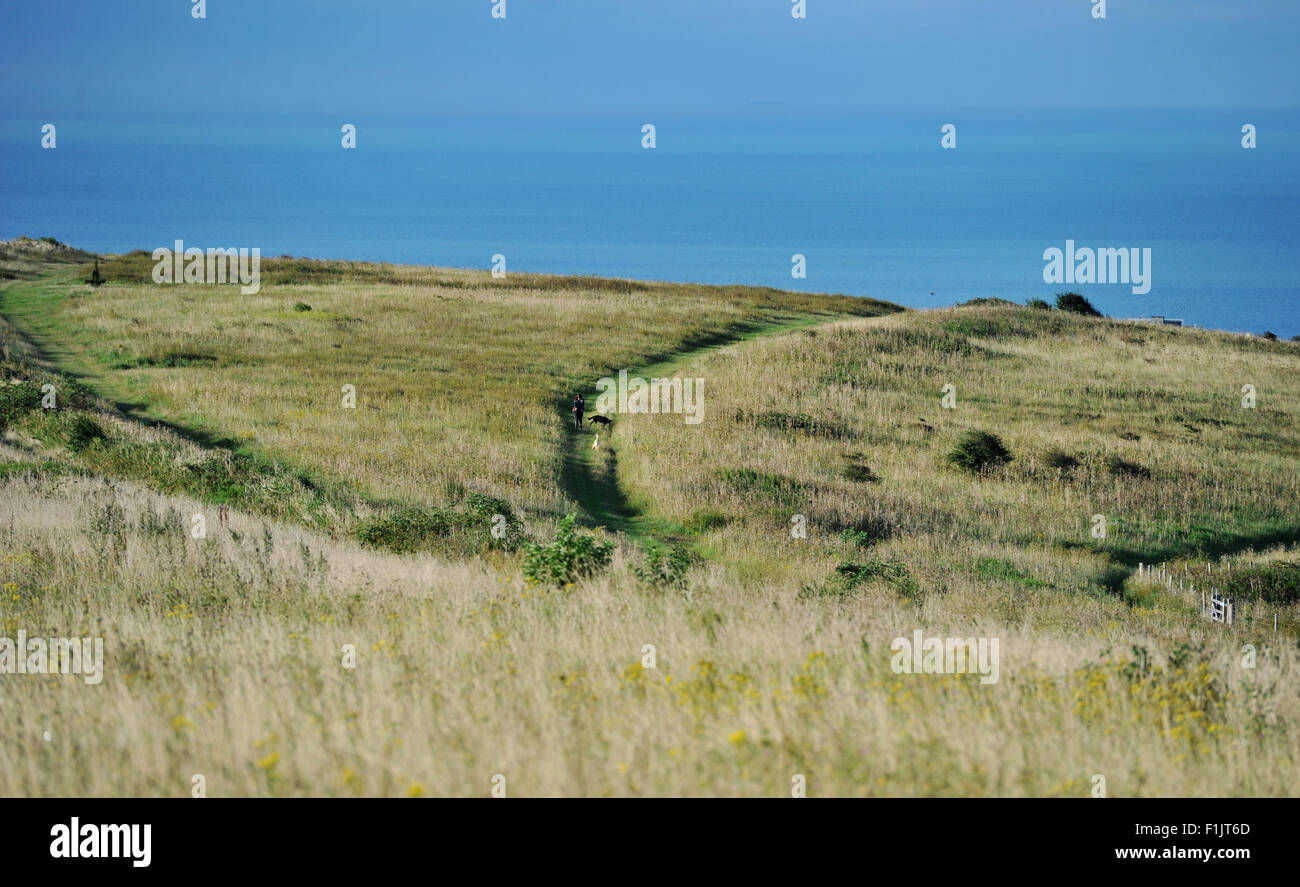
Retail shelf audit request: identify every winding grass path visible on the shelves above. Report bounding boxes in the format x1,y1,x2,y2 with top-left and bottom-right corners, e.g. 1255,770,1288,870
558,313,847,539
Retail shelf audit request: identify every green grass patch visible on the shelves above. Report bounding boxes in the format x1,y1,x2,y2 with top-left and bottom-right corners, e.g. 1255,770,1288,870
973,557,1048,589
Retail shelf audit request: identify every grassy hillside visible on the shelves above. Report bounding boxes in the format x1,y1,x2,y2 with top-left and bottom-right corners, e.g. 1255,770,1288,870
2,240,1298,797
616,305,1300,593
0,248,897,524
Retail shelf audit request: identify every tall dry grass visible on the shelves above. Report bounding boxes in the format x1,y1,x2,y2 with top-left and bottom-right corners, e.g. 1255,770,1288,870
0,471,1295,797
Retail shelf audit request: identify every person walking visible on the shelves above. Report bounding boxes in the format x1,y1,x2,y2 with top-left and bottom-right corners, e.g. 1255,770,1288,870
572,393,585,431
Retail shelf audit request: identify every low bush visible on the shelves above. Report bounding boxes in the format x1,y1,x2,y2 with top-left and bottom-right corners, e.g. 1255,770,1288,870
632,538,693,589
522,514,614,586
947,430,1012,473
356,508,464,553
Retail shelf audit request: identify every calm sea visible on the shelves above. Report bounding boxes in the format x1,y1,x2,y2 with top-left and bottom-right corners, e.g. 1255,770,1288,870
2,109,1297,337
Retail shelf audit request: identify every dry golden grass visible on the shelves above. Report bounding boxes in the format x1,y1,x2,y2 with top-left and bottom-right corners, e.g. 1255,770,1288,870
1,471,1295,797
2,246,1298,796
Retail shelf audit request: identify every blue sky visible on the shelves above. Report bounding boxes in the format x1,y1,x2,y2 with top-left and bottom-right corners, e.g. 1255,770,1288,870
1,0,1297,120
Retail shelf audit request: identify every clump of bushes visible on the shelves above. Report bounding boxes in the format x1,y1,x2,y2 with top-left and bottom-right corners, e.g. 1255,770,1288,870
1056,292,1102,316
1025,298,1050,310
522,513,614,586
463,491,511,519
356,493,521,554
1220,562,1300,605
947,430,1012,473
463,491,522,547
293,302,312,312
356,507,465,553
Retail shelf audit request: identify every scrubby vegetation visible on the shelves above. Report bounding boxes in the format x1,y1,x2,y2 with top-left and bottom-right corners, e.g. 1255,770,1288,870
1056,292,1102,316
522,514,614,586
1220,562,1300,605
947,430,1013,474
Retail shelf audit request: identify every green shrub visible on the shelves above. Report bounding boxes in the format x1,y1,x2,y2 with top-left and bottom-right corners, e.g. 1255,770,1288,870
66,414,107,451
834,512,893,547
0,382,43,429
522,514,614,586
462,492,521,548
839,527,878,549
1055,292,1102,316
1220,562,1300,605
946,430,1012,473
356,508,463,553
463,492,511,520
1025,298,1051,310
293,302,312,312
632,538,693,589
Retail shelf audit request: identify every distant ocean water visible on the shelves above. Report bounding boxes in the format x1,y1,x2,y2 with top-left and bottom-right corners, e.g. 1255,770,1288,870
2,108,1297,337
